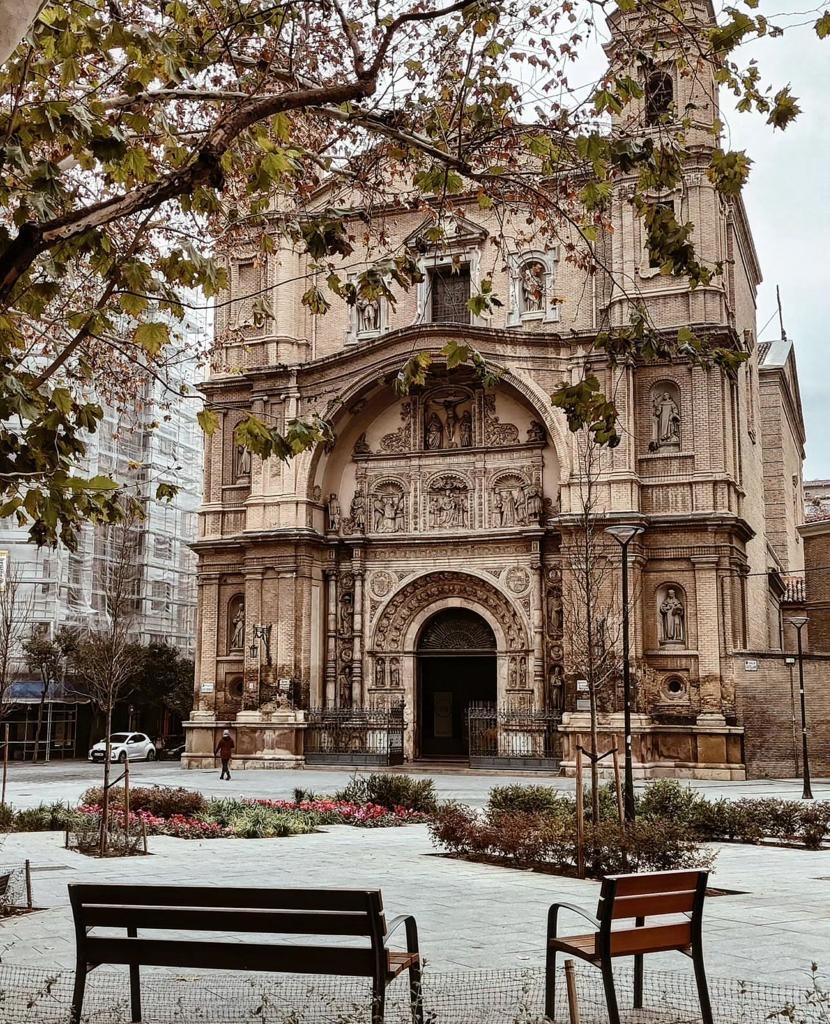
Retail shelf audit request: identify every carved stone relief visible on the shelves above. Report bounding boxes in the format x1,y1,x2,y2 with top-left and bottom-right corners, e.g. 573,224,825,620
492,473,530,527
353,432,371,457
658,584,686,645
649,384,681,452
228,595,245,653
370,571,395,599
380,401,412,454
427,474,469,529
505,567,530,594
373,570,528,653
527,420,546,444
234,444,251,480
483,394,520,446
346,490,366,534
369,481,407,533
326,493,342,533
423,388,474,450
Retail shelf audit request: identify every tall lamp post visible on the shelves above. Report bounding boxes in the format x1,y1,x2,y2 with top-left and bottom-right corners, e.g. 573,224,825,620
785,616,812,800
605,523,645,822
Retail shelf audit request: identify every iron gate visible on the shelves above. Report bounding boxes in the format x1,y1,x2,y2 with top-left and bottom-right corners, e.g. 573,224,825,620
304,704,405,766
467,702,562,770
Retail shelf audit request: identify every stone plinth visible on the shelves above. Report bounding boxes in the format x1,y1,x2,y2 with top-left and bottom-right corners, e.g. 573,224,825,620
182,710,307,770
558,712,746,781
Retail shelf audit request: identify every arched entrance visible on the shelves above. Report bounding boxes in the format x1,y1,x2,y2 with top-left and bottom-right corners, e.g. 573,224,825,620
416,609,497,759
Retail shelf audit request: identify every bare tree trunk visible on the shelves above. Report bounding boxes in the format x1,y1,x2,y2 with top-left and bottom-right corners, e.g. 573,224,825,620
99,705,113,857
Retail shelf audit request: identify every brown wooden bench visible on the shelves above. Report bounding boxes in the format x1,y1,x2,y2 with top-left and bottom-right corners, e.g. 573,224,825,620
545,869,712,1024
68,884,423,1024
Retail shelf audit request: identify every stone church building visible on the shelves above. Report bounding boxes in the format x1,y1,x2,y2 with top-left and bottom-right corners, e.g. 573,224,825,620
185,2,806,777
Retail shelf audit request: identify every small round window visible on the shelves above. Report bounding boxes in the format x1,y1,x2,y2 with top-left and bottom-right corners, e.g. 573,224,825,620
228,676,244,699
665,676,685,698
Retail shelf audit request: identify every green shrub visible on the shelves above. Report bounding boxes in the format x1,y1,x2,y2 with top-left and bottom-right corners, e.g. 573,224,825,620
637,779,702,824
225,805,316,839
489,784,562,815
13,801,76,832
81,785,205,818
0,802,14,830
335,773,437,813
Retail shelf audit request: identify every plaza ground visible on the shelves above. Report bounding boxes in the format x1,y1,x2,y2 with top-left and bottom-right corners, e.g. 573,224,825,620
1,761,829,990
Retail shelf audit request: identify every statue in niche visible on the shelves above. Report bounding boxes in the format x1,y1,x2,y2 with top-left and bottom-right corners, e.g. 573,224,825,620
339,593,353,637
371,488,405,533
338,665,352,708
659,588,685,643
651,391,681,450
235,444,251,479
375,658,386,688
356,296,380,333
519,656,527,687
429,479,467,529
425,412,443,450
527,420,546,444
509,658,518,687
436,396,466,449
459,410,473,448
520,261,545,313
353,432,371,456
349,491,366,533
326,493,342,532
229,599,245,651
524,483,543,522
547,589,563,635
548,664,564,711
494,486,526,527
390,657,401,688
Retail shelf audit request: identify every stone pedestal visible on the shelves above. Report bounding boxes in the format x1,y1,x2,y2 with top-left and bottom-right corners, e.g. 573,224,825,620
558,711,745,781
182,710,307,770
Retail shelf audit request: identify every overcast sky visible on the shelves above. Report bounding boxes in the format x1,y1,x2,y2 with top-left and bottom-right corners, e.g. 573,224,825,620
723,22,830,480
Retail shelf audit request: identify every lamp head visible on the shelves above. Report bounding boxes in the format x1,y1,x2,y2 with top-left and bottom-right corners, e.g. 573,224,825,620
249,642,258,659
786,616,809,629
604,523,645,546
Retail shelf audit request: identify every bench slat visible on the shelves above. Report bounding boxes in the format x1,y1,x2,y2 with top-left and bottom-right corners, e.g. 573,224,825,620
81,905,377,936
83,937,380,976
607,890,696,920
605,871,703,898
607,922,692,956
70,884,378,913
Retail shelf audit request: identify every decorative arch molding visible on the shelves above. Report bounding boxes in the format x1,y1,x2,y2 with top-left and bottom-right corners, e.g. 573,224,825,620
372,570,530,654
418,608,497,652
305,355,572,497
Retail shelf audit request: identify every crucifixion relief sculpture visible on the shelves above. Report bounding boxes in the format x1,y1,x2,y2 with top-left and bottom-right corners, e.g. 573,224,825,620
423,391,473,450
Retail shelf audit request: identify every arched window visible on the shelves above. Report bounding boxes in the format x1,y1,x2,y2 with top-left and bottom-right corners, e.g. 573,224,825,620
646,70,673,125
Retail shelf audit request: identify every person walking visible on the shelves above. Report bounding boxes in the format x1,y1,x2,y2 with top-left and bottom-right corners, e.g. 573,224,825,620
215,729,235,780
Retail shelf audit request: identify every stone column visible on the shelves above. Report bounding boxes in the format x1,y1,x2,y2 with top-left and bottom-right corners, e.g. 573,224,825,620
351,561,364,708
692,556,725,722
324,569,337,708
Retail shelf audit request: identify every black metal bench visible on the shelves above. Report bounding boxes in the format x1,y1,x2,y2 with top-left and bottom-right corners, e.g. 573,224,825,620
68,883,423,1024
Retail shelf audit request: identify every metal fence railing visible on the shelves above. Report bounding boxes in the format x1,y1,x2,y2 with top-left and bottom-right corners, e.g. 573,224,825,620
304,704,405,767
468,702,562,770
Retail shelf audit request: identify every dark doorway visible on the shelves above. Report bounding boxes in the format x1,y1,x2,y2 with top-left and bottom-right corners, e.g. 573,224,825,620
417,609,497,759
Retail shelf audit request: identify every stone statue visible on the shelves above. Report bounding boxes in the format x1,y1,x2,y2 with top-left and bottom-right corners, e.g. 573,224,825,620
392,493,406,533
235,444,251,479
524,483,543,522
372,493,385,532
338,665,352,708
459,410,473,448
229,600,245,651
390,657,400,688
527,420,546,444
496,487,524,527
520,261,545,313
352,432,371,456
326,493,342,532
425,412,443,450
350,491,366,532
659,588,685,643
509,658,518,687
356,296,380,333
375,658,385,688
652,391,681,449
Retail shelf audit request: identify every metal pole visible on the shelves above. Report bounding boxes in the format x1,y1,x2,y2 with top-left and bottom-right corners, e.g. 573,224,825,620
45,700,53,764
795,625,813,800
1,722,8,806
621,538,635,822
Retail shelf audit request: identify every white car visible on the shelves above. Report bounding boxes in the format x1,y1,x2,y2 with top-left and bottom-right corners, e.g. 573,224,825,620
88,732,156,763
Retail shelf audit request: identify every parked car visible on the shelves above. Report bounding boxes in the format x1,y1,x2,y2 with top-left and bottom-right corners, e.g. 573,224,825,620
160,742,185,761
88,732,156,763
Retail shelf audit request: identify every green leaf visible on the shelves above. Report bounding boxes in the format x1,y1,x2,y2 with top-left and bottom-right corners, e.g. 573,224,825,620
197,409,219,436
815,12,830,39
133,321,170,355
155,482,178,502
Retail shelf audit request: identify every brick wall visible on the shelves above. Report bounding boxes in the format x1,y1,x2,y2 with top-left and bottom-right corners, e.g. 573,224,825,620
736,652,830,777
802,524,830,652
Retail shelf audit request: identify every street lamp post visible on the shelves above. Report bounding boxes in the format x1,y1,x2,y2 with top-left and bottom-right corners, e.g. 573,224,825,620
605,523,645,822
785,616,812,800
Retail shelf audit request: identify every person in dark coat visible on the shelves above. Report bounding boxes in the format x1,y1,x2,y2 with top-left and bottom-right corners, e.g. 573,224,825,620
215,730,235,780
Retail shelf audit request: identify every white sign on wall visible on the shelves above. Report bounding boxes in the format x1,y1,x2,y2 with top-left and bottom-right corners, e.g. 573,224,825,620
576,679,589,692
200,682,214,693
576,699,591,711
744,660,759,672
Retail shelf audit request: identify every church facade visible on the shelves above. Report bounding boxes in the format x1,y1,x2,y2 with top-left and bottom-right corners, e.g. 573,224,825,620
184,3,805,777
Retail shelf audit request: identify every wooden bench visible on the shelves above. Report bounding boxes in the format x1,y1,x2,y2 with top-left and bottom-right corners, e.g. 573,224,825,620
545,869,712,1024
68,884,423,1024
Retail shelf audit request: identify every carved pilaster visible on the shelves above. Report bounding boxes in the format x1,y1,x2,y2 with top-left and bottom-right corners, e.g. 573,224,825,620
324,569,337,708
351,552,365,708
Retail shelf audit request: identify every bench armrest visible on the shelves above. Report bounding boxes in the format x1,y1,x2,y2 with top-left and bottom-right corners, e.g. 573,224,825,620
385,914,420,953
547,902,601,938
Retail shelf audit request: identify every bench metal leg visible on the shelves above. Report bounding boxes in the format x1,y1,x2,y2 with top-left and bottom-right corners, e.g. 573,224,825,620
600,959,621,1024
692,946,714,1024
408,959,424,1024
371,979,386,1024
633,953,644,1009
544,948,557,1020
70,963,87,1024
127,926,141,1022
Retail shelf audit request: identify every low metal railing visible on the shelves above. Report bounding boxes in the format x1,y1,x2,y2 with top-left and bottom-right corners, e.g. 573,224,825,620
304,704,405,766
468,702,562,770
